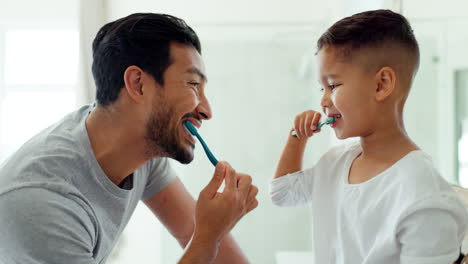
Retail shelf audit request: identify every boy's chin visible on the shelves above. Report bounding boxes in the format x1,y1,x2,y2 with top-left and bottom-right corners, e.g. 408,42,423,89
334,130,351,140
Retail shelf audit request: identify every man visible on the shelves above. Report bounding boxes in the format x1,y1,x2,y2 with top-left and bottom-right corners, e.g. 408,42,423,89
0,13,258,263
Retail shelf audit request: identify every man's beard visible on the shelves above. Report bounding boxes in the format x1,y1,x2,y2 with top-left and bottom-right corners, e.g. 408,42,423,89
144,103,194,164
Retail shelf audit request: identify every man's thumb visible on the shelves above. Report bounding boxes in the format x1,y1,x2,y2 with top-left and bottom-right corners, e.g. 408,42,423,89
203,162,226,198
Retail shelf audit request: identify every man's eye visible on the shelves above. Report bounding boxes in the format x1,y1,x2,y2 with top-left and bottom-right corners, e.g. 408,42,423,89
189,82,200,89
329,84,341,90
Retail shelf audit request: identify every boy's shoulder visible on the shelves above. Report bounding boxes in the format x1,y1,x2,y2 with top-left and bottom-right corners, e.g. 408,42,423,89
388,150,462,211
393,150,445,190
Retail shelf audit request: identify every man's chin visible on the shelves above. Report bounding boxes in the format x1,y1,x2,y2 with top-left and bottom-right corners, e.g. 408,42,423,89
172,153,194,164
171,145,194,164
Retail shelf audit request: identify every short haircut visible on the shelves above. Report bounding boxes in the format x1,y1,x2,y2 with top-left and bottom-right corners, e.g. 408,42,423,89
91,13,201,106
317,9,420,83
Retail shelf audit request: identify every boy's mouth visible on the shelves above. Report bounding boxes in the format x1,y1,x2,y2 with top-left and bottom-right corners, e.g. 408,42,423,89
329,114,341,128
329,114,342,120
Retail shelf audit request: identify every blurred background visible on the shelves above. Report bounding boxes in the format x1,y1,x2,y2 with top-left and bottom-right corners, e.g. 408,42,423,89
0,0,467,263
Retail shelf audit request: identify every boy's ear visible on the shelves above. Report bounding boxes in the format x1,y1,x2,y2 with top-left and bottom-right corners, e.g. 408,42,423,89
123,65,146,104
374,66,396,102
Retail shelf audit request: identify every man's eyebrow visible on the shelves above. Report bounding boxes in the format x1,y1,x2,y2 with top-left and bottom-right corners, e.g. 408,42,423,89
187,67,208,83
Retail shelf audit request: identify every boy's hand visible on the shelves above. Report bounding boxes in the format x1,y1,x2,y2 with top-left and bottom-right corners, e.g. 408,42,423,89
293,110,322,139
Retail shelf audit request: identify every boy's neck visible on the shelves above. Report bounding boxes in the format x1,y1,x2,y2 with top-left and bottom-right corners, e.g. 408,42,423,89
359,125,419,162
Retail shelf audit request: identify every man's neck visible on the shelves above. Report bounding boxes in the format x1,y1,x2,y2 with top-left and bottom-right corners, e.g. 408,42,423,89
85,106,157,186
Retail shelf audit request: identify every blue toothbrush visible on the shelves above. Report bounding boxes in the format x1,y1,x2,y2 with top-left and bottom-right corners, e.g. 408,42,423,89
291,116,336,137
184,121,219,166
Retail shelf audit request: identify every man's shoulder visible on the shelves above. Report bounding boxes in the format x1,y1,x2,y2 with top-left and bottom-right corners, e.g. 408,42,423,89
0,105,94,191
5,104,91,157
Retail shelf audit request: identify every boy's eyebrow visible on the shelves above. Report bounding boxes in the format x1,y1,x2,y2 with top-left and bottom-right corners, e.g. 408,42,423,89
325,73,340,79
318,74,341,84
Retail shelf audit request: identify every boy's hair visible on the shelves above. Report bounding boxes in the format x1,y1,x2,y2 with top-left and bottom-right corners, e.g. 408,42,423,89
91,13,201,106
317,9,420,87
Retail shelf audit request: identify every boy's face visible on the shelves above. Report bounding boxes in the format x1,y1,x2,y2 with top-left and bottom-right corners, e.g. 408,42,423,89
317,46,378,139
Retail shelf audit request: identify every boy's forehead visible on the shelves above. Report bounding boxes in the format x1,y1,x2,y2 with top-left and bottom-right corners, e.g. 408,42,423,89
317,47,350,77
317,45,374,79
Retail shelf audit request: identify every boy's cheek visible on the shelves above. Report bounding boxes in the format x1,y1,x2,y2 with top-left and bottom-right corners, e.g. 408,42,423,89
330,93,339,106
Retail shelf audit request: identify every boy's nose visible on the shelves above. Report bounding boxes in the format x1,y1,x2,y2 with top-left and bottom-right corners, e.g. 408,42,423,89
320,92,332,109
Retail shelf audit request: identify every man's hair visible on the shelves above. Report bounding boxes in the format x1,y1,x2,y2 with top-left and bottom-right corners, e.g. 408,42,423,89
317,9,420,76
91,13,201,106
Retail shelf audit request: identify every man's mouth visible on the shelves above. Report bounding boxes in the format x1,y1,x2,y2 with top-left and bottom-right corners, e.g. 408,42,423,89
182,119,201,144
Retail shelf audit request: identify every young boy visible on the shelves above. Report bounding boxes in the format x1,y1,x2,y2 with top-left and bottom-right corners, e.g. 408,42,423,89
270,10,468,264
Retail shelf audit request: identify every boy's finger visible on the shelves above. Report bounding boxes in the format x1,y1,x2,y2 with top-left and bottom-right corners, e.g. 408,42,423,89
299,116,305,138
312,113,322,131
294,115,300,137
304,113,312,137
307,113,317,137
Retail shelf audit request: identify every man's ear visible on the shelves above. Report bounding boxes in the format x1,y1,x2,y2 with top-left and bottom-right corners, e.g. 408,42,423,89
123,65,145,104
374,66,396,102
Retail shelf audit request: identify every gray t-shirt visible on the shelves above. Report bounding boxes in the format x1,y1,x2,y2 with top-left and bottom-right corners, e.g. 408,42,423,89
0,104,177,263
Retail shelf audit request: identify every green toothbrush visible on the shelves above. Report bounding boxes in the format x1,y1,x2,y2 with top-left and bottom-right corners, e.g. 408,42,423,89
291,116,336,137
184,120,218,166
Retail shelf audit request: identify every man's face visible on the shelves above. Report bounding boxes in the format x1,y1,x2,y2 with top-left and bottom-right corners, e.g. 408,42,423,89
144,42,211,163
317,46,377,139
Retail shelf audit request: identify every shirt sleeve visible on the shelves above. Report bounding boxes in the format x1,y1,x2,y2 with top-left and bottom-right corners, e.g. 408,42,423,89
269,168,316,207
142,157,177,201
268,143,349,207
0,187,97,264
397,195,468,264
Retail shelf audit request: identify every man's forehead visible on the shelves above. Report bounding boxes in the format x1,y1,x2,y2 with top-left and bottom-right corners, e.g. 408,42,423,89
169,42,207,80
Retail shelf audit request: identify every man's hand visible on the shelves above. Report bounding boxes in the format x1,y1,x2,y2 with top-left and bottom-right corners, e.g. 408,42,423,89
194,161,258,242
178,161,258,264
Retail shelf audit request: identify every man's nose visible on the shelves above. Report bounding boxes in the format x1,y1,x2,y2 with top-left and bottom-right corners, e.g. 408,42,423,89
196,95,212,121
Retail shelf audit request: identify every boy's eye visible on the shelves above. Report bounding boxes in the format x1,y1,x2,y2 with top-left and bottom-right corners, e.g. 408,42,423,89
328,84,341,90
319,87,325,92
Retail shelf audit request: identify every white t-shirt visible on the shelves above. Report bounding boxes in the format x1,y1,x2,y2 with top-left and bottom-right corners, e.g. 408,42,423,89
270,141,468,264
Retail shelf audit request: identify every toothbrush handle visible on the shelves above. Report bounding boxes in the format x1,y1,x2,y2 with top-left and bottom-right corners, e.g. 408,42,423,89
291,122,324,137
194,133,219,166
